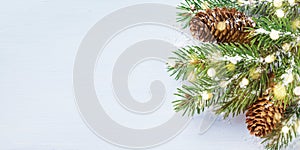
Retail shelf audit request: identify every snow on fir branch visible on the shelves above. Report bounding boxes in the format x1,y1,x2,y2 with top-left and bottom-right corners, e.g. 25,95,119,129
168,0,300,149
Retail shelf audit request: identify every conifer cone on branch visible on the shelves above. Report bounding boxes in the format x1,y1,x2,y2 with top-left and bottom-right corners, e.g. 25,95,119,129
245,89,285,137
190,7,256,43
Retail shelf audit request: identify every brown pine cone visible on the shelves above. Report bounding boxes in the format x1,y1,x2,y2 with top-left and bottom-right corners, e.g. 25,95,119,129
190,7,255,43
245,91,284,137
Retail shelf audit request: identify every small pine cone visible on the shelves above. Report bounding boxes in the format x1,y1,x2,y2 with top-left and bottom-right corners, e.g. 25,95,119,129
190,7,255,43
246,92,284,137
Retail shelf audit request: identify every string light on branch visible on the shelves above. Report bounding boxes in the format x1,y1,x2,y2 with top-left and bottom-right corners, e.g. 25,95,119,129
282,43,291,51
276,9,285,18
282,126,289,134
265,54,276,63
273,84,287,100
202,91,213,100
207,68,216,78
293,86,300,96
270,29,280,40
240,78,249,88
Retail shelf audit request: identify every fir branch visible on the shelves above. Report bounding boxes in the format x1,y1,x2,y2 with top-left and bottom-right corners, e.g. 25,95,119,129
238,1,270,17
240,0,299,18
173,77,216,116
167,45,212,80
250,17,298,49
170,43,267,117
216,70,266,117
170,0,300,148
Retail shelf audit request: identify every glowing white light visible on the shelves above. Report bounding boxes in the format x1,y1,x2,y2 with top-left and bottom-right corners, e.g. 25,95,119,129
270,29,280,40
294,87,300,96
282,126,289,133
276,9,285,18
207,68,216,78
265,54,276,63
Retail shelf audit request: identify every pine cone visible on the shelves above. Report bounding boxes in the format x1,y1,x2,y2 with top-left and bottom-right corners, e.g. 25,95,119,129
190,8,255,43
245,91,284,137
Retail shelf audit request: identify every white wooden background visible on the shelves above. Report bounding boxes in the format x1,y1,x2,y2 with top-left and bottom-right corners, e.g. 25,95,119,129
0,0,298,149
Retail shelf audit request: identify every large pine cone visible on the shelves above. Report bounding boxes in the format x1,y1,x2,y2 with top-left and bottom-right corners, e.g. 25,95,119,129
190,7,255,43
245,92,284,137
